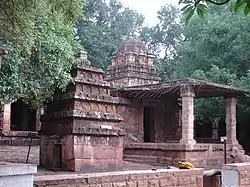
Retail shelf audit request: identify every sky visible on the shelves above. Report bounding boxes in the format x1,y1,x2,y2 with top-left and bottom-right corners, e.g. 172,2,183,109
119,0,179,26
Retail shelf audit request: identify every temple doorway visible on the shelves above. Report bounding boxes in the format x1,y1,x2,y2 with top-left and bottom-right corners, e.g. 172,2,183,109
10,99,37,131
143,107,155,142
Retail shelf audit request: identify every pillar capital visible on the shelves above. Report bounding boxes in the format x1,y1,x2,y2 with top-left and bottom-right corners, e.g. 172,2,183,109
180,85,195,97
224,97,237,104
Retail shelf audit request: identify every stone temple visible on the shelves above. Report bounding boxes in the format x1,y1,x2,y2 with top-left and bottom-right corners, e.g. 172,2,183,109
0,39,245,172
105,40,161,86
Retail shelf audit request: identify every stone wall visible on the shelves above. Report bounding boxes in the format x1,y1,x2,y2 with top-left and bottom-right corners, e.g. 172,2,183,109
155,99,180,143
34,168,203,187
117,98,180,145
116,104,143,144
124,143,234,168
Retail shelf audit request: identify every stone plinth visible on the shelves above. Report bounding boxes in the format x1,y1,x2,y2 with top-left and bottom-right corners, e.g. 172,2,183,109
40,127,124,172
124,143,234,168
40,51,124,172
222,162,250,187
0,162,37,187
105,40,161,87
34,168,203,187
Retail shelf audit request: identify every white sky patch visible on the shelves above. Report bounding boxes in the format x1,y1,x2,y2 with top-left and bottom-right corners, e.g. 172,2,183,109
119,0,180,26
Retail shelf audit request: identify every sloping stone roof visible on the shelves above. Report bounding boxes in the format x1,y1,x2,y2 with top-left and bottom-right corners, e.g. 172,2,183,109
116,78,245,99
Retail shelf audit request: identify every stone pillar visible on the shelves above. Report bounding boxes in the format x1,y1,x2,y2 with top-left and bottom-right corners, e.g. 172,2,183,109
1,104,11,131
138,107,144,142
225,97,238,145
179,86,196,145
212,118,220,141
36,108,42,132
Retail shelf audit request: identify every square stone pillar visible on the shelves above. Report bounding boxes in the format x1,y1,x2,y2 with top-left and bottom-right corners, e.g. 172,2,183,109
36,108,42,132
0,104,11,131
212,118,220,141
225,97,238,145
179,86,196,145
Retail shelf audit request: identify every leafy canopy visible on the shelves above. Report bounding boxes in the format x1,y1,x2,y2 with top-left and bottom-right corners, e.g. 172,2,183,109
0,0,84,108
174,4,250,146
77,0,145,69
140,5,183,81
179,0,250,23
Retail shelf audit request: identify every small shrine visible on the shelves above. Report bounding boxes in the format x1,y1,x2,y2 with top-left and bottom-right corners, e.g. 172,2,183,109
39,51,126,172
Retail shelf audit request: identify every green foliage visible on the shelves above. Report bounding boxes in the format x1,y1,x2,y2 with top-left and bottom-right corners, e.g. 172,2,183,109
140,5,183,81
176,4,250,147
191,65,238,121
0,0,84,107
77,0,145,69
179,0,250,23
176,5,250,79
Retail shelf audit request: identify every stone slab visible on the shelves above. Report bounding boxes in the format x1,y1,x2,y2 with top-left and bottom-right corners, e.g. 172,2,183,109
34,168,204,187
0,162,37,187
0,162,37,176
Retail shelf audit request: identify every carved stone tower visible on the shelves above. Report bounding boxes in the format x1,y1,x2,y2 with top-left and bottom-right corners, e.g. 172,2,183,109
40,51,124,172
105,40,161,86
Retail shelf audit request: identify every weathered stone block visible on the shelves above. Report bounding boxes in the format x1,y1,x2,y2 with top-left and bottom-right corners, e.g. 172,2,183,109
0,162,37,187
112,182,126,187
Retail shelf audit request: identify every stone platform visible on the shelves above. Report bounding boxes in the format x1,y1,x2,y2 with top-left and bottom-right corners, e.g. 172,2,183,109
124,143,235,168
34,168,204,187
0,145,161,172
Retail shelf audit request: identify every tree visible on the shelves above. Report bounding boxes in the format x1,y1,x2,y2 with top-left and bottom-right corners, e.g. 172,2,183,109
77,0,145,69
0,0,84,107
140,5,183,81
179,0,250,23
176,5,250,79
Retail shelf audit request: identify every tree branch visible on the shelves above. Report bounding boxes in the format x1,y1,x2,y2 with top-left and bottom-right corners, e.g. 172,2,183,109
206,0,230,5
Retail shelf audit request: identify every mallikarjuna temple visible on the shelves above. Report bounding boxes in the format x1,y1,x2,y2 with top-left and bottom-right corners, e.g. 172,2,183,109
0,40,245,172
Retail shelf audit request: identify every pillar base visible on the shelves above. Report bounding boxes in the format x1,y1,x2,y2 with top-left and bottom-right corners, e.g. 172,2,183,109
227,139,239,145
179,139,196,145
227,140,243,152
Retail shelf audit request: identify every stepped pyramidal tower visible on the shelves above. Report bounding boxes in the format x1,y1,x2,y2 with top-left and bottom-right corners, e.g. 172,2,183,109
105,40,161,86
40,50,125,172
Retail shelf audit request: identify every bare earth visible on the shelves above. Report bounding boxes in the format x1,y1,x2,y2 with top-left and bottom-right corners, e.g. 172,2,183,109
0,145,159,175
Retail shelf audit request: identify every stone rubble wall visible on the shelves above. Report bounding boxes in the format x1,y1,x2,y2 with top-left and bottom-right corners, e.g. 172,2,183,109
34,168,203,187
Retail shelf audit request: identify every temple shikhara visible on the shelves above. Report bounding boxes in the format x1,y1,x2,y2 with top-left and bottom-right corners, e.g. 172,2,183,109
0,40,245,172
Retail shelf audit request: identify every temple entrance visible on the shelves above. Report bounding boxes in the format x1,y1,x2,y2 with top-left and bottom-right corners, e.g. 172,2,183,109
10,100,36,131
143,107,155,142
